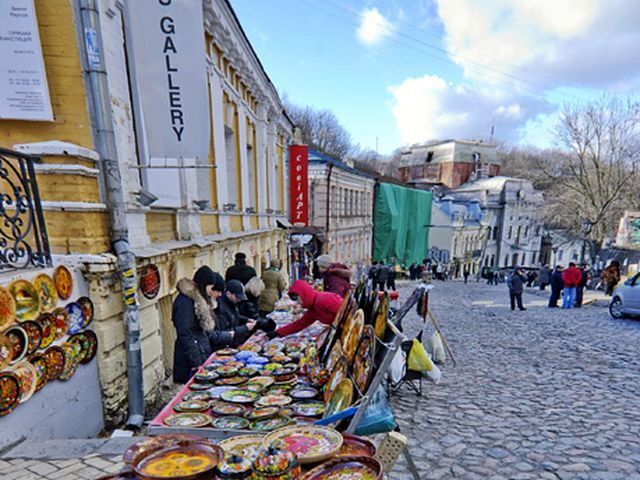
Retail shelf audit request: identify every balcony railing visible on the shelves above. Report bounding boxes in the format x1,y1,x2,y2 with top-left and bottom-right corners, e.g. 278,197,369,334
0,147,52,271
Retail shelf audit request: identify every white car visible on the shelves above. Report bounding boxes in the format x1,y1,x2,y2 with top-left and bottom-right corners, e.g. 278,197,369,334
609,273,640,319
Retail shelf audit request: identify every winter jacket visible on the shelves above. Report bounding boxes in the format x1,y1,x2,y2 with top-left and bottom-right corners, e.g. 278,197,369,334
551,271,564,289
578,269,590,288
539,266,552,284
507,272,526,294
375,265,389,283
562,267,582,288
215,294,251,348
322,263,352,297
259,268,288,313
601,265,620,287
238,294,260,319
225,262,257,285
171,278,218,384
276,280,342,337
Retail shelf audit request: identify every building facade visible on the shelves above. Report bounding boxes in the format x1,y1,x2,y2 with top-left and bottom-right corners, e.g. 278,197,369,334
398,140,501,189
0,0,292,437
307,150,375,266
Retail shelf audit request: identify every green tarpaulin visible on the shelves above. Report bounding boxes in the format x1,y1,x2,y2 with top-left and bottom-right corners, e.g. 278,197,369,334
373,183,432,267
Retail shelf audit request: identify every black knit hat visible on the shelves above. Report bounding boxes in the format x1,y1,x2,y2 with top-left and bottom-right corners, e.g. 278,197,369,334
193,266,225,292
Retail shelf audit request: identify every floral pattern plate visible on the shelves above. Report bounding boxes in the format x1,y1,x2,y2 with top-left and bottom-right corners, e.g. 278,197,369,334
80,330,98,364
36,313,56,350
208,386,237,399
245,405,280,420
324,378,354,419
292,401,325,418
220,389,259,404
59,342,81,381
300,455,382,480
29,354,49,392
212,415,249,430
218,434,264,459
214,375,247,386
323,356,348,403
249,415,292,432
20,320,43,356
173,400,209,413
54,265,73,300
11,361,38,403
65,302,84,335
33,274,58,312
51,307,69,340
43,346,66,380
9,279,40,321
69,332,91,363
5,325,28,364
77,296,94,329
209,400,247,416
290,386,319,400
246,376,274,389
0,286,16,333
351,325,375,393
0,372,20,416
374,293,389,340
0,334,13,371
341,309,364,363
182,391,211,402
163,412,213,428
256,394,292,407
262,425,343,464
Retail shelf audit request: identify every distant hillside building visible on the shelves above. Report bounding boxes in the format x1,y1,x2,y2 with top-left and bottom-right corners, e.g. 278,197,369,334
398,140,501,189
616,211,640,249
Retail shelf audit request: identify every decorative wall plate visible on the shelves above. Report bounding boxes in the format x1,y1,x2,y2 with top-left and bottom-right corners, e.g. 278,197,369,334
33,274,58,311
188,382,211,391
182,391,211,402
291,401,325,418
262,425,343,464
173,400,209,413
0,286,16,332
249,415,292,432
194,370,219,383
11,361,38,403
374,293,389,340
65,302,84,335
239,342,261,353
0,371,20,416
163,412,213,428
51,307,69,340
43,346,66,380
214,375,246,386
69,332,90,364
9,279,40,321
246,376,274,389
324,378,354,419
217,348,238,356
59,342,81,381
36,313,56,349
237,365,260,377
244,405,280,420
325,341,343,375
77,297,94,328
80,330,98,364
256,394,291,407
0,334,13,371
323,357,348,403
300,455,382,480
122,434,212,466
134,444,221,478
339,433,377,457
218,434,263,459
290,386,319,400
208,386,237,399
209,400,247,416
212,415,249,430
351,325,375,394
220,389,258,404
54,265,73,300
5,325,28,364
20,320,43,356
139,264,161,300
29,354,49,392
341,309,364,363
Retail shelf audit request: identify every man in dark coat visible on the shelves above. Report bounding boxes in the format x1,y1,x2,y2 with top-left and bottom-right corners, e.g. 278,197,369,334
316,254,352,297
215,279,256,348
386,264,397,290
225,252,257,285
507,266,527,311
171,266,226,384
539,265,551,291
548,265,564,308
375,262,389,291
575,264,591,308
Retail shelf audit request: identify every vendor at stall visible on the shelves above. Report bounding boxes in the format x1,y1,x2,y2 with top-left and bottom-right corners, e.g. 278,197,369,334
316,254,352,297
172,266,226,384
268,280,342,338
214,279,257,348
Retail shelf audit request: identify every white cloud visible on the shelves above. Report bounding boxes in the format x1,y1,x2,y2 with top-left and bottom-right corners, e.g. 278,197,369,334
356,7,394,46
388,74,553,145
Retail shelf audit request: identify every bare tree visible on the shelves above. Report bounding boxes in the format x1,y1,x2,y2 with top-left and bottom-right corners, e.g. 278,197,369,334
284,99,353,159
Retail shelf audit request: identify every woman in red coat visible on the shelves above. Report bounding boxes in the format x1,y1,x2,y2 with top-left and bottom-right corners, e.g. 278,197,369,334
272,280,342,337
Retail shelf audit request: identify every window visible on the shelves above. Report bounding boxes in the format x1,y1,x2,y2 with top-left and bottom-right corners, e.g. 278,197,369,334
508,226,512,239
492,226,498,240
426,151,434,163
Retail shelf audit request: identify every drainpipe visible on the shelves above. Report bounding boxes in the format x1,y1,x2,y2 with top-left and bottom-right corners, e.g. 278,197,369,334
324,163,333,253
78,0,144,429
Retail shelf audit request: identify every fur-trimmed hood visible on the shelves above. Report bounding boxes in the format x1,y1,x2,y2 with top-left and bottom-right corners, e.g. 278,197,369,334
177,278,217,332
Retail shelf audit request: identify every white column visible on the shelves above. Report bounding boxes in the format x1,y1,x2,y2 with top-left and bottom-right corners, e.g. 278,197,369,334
267,118,278,227
209,69,230,233
238,105,251,230
256,105,268,230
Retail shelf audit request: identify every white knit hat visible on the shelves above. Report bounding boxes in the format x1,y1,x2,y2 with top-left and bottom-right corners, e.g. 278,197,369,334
316,255,333,268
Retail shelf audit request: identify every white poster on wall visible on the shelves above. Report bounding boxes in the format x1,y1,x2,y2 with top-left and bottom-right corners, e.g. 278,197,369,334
0,0,53,121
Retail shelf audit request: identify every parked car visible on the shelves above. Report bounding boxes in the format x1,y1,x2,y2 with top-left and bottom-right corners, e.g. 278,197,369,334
609,273,640,319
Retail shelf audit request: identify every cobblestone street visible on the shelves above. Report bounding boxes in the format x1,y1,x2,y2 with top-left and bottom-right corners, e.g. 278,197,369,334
390,280,640,480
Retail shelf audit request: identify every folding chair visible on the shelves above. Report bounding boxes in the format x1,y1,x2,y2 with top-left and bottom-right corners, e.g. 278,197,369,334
388,332,423,396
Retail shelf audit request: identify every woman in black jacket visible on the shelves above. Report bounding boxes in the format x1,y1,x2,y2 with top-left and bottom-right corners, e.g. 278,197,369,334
172,266,228,384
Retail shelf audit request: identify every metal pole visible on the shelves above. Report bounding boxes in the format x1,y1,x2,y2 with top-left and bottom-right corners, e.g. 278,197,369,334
79,0,144,429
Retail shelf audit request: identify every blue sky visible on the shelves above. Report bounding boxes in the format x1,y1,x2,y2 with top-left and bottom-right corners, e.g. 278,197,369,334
231,0,640,155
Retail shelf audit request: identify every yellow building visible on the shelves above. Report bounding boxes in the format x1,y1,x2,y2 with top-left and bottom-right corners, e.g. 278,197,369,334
0,0,292,435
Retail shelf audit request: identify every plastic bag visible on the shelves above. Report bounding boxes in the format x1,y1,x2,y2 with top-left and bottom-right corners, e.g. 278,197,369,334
408,338,442,384
354,386,398,436
428,332,446,365
389,348,406,385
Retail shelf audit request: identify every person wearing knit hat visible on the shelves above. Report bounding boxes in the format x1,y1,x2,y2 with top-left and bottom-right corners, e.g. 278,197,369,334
315,254,352,297
225,252,257,285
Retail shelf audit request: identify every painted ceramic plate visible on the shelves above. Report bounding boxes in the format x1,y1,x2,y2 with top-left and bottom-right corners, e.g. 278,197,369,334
245,405,280,420
51,307,69,340
65,302,84,335
11,361,38,403
80,330,98,364
325,341,343,374
290,386,319,400
0,287,17,332
29,354,49,392
54,265,73,300
182,391,211,402
214,375,247,386
239,342,262,353
263,425,343,464
188,382,212,391
194,370,219,383
324,356,348,403
9,279,40,321
341,309,364,363
36,313,56,350
173,400,209,413
122,434,213,466
212,415,249,430
44,346,66,380
292,401,325,417
0,334,13,371
324,378,354,419
77,297,94,329
300,455,383,480
0,372,20,416
220,389,259,404
209,400,247,416
33,274,58,311
163,412,214,428
374,293,389,340
256,394,292,407
134,444,221,478
139,264,161,300
218,434,263,459
249,415,292,432
217,348,238,356
352,325,375,394
339,433,377,457
247,376,274,389
238,365,260,377
208,386,237,399
216,365,239,377
20,320,43,356
5,325,28,364
273,374,297,386
68,332,90,363
59,342,81,381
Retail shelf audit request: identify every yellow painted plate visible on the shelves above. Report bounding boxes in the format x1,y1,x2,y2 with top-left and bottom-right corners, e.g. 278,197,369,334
324,378,354,419
9,279,40,321
33,274,58,312
0,287,16,332
54,265,73,300
341,309,364,363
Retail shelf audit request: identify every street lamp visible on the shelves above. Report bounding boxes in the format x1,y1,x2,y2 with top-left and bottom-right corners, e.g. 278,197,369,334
580,220,593,264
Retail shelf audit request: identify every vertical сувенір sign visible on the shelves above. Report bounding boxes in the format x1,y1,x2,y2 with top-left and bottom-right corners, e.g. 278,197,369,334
0,0,53,121
289,145,309,226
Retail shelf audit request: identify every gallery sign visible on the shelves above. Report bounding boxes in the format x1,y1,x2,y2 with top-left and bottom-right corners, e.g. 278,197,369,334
289,145,309,226
125,0,209,160
0,0,53,121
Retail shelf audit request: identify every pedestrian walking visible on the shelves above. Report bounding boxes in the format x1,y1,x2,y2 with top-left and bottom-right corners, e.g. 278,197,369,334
539,265,551,291
548,265,564,308
375,262,389,291
526,270,536,287
409,263,417,280
225,252,257,285
601,260,621,296
386,264,397,291
575,264,591,308
561,262,582,309
507,266,527,311
463,267,470,284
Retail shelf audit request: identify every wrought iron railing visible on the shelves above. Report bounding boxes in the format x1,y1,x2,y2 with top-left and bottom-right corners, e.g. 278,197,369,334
0,147,52,271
